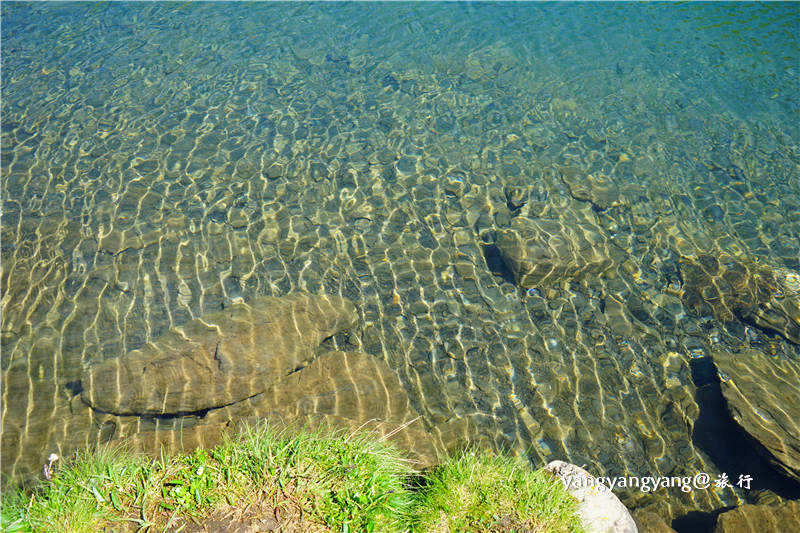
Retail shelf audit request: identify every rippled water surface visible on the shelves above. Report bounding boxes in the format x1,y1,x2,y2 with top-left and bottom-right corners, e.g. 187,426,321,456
2,2,799,521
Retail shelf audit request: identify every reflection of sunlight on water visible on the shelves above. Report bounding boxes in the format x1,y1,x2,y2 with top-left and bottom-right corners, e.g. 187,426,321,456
536,438,553,457
2,0,799,517
689,349,706,359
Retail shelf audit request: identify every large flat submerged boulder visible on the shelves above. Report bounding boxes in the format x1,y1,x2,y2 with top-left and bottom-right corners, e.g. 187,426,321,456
81,293,357,415
496,217,615,288
712,347,800,482
106,350,444,467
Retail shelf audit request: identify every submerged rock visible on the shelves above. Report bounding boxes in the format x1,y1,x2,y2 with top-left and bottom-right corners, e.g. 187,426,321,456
711,348,800,482
632,509,676,533
679,254,800,344
107,351,443,466
81,293,357,416
560,167,622,211
544,460,638,533
496,217,615,288
712,500,800,533
260,350,443,465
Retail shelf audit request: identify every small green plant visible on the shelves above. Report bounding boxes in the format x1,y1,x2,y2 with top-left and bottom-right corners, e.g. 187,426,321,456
1,487,31,532
157,447,221,528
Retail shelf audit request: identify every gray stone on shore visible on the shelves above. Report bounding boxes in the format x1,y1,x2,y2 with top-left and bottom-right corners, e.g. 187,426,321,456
711,347,800,482
544,460,638,533
81,293,357,415
496,217,614,288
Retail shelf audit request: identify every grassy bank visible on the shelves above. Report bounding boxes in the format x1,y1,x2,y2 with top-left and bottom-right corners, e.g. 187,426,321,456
1,423,583,532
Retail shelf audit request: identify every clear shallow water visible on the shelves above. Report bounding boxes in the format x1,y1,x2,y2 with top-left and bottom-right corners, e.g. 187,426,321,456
2,1,799,522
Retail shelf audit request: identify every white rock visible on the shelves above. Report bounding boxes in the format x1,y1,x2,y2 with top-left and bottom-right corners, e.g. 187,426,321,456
544,460,638,533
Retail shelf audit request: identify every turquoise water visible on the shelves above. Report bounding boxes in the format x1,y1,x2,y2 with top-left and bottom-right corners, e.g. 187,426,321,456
2,1,799,524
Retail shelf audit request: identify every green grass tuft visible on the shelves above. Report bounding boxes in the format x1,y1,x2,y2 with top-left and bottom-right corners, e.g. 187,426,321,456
411,449,585,533
1,424,584,533
223,423,416,531
2,445,150,533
